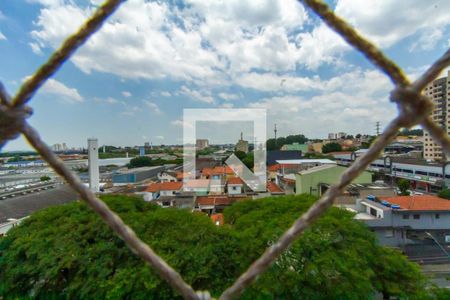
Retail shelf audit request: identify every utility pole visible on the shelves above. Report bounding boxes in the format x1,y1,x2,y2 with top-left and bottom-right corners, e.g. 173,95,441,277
274,124,278,147
375,122,381,136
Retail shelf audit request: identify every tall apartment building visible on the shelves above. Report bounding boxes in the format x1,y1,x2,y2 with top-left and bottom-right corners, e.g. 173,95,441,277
423,70,449,161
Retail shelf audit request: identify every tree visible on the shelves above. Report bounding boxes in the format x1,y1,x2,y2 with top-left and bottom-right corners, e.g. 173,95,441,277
234,150,247,161
397,179,410,196
438,188,450,200
267,134,308,151
242,152,254,170
0,196,241,299
127,157,182,168
40,175,51,182
0,195,442,299
322,142,342,153
224,195,430,299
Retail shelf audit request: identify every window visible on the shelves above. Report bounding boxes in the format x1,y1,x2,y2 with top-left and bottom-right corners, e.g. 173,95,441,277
402,214,409,219
413,214,420,219
385,229,394,237
370,207,377,217
435,214,440,219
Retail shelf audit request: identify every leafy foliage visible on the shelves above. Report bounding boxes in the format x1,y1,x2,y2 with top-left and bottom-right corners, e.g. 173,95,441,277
0,196,240,299
127,156,182,168
322,142,342,153
267,134,308,151
437,189,450,200
224,195,428,299
0,194,443,299
40,175,51,182
397,179,411,196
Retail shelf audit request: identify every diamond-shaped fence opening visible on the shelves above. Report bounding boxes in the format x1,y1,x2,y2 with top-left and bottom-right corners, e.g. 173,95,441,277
0,0,449,299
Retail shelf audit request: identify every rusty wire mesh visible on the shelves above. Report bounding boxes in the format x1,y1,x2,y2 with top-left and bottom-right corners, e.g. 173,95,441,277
0,0,449,299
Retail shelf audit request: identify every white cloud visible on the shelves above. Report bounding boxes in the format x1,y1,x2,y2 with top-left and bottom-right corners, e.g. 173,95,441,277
160,91,171,97
179,85,214,103
0,10,5,20
171,119,184,127
0,31,6,41
39,79,83,103
121,106,139,116
335,0,450,49
238,68,392,95
143,100,162,114
155,135,164,139
122,91,132,98
29,42,43,54
237,72,322,92
94,97,122,105
218,92,240,101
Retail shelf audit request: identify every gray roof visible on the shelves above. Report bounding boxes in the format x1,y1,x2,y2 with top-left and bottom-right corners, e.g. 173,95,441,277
0,185,78,223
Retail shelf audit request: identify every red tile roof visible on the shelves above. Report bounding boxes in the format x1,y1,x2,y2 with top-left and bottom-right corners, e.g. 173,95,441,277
228,177,244,185
202,166,235,176
197,196,234,206
267,181,283,194
146,182,182,192
380,195,450,211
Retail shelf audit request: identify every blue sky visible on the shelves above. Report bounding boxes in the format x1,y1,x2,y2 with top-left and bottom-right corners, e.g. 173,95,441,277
0,0,449,151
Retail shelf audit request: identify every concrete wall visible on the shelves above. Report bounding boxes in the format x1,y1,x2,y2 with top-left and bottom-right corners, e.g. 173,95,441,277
295,165,372,196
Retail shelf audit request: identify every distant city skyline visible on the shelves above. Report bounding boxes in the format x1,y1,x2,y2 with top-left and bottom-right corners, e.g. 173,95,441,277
0,0,449,151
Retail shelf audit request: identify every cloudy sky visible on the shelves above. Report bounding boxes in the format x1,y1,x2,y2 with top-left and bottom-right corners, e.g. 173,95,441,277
0,0,449,150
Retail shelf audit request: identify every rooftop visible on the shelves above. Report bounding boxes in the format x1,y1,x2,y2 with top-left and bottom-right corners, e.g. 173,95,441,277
276,159,336,165
146,181,183,192
298,164,336,175
227,177,244,185
267,181,284,194
379,195,450,211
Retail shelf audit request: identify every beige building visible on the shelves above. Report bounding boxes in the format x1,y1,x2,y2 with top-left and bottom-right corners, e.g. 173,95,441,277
235,132,249,153
196,139,209,150
423,71,449,161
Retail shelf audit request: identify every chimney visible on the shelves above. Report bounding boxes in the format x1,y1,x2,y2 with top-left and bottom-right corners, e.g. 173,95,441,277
88,138,99,192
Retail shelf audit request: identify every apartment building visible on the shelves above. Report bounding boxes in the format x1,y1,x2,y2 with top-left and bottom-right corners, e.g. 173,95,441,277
423,71,449,161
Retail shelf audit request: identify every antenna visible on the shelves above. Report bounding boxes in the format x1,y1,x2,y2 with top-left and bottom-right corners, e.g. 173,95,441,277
274,124,278,146
375,122,381,136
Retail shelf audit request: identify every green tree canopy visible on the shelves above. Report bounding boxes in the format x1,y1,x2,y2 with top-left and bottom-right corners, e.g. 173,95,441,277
397,179,411,196
40,175,51,182
267,134,308,151
1,195,444,299
437,188,450,200
322,142,342,153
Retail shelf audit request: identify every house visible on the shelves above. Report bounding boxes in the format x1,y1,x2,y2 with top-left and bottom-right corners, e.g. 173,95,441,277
352,195,450,248
201,166,235,180
195,195,245,214
183,179,210,195
145,181,183,201
157,171,178,182
295,164,372,196
209,178,226,195
227,177,245,195
153,195,195,209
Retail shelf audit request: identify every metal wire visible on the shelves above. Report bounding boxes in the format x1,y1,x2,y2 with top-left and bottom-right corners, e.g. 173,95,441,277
0,0,448,299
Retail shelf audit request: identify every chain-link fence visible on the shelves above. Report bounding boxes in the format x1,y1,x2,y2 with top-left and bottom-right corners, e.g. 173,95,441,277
0,0,449,299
